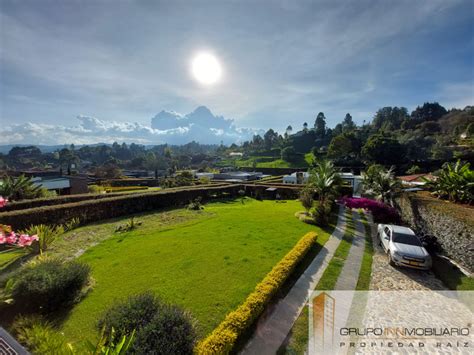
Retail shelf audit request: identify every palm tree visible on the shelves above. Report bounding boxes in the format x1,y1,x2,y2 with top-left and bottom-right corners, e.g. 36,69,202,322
0,175,45,201
362,165,401,204
308,159,341,224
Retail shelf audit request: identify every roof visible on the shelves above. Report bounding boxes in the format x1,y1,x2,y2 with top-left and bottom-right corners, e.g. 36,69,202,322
389,225,415,235
398,173,435,183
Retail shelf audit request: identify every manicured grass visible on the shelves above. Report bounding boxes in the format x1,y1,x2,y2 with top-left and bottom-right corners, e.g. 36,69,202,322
355,213,374,290
281,210,356,354
217,155,311,168
432,255,474,291
314,211,355,290
59,199,326,342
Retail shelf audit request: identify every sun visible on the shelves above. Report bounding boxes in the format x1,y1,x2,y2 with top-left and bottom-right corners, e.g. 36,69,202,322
191,52,222,85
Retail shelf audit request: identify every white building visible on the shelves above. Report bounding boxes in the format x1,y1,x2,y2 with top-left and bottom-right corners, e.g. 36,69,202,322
282,171,363,197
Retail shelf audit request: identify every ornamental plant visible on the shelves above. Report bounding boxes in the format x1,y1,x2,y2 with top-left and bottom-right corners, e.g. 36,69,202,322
0,224,38,249
0,196,8,208
339,196,400,224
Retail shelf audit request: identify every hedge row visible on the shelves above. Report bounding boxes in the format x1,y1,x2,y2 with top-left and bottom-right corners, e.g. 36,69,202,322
195,231,318,354
0,185,243,230
3,183,232,212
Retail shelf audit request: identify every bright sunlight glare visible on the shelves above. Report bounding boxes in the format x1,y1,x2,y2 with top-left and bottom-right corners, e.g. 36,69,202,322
191,52,222,85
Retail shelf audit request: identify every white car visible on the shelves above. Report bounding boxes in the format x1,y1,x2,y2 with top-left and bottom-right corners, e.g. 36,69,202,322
377,224,432,270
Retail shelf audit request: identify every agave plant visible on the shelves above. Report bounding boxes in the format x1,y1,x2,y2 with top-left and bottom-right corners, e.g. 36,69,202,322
0,175,45,201
424,160,474,204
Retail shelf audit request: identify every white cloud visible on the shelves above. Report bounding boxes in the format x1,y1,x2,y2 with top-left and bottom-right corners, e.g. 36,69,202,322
0,106,261,146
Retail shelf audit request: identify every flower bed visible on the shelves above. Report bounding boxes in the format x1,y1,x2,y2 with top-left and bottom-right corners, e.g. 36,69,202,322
339,197,400,223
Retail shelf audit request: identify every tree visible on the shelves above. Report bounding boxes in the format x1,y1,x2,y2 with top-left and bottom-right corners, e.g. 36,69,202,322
285,125,293,138
411,102,447,122
303,122,308,132
263,129,279,150
281,146,297,162
342,113,355,132
362,134,405,165
327,132,361,160
362,165,401,204
308,159,341,225
314,112,326,138
0,175,46,201
372,107,409,131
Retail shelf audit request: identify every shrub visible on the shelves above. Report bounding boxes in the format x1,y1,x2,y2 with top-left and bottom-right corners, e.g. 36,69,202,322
187,196,203,210
13,316,73,354
10,258,91,312
424,160,473,204
311,200,332,226
64,217,81,232
195,231,317,354
114,217,142,233
23,224,64,255
299,187,314,213
339,197,400,223
88,184,106,194
133,305,196,354
98,292,196,354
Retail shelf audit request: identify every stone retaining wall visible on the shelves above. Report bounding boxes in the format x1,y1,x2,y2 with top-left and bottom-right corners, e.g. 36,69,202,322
395,192,473,273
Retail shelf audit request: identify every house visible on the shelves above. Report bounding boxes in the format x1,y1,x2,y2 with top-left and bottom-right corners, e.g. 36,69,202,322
32,175,89,195
282,172,310,184
282,171,363,197
398,173,436,186
213,171,263,181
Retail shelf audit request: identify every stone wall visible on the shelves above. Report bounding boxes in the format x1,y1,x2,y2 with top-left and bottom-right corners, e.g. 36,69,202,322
395,192,473,273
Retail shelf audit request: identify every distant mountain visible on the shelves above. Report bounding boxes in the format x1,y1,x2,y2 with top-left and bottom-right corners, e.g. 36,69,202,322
0,106,261,146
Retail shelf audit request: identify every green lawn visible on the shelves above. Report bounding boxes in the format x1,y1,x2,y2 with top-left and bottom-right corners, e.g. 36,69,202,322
0,249,26,273
355,213,374,290
281,210,356,354
59,198,329,342
217,153,313,169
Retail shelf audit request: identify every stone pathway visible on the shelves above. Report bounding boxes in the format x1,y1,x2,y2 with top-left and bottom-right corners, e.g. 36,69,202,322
367,213,446,291
334,210,366,290
241,205,348,355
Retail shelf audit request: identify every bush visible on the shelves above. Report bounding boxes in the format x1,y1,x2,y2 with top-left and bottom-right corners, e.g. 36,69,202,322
98,292,196,354
13,316,73,354
10,258,91,312
187,196,203,210
23,224,64,255
195,231,317,354
339,197,400,223
98,292,161,340
133,305,196,354
299,188,314,213
88,184,106,194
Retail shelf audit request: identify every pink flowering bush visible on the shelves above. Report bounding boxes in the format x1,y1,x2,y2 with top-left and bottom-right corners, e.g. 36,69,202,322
0,224,38,250
0,196,8,208
339,196,400,223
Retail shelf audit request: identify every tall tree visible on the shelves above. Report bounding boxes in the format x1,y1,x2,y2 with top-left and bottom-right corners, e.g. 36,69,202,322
303,122,308,132
411,102,447,122
342,113,355,132
314,112,326,138
263,129,279,150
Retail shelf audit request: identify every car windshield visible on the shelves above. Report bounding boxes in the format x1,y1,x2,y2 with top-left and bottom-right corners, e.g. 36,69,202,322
392,232,422,246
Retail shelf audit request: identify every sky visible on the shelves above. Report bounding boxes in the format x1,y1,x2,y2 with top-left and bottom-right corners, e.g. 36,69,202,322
1,0,473,145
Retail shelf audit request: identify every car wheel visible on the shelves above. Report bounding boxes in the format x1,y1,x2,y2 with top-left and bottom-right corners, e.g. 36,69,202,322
387,252,395,267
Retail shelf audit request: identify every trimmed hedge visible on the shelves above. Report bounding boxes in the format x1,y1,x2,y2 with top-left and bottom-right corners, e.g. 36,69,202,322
2,183,233,212
0,185,243,230
195,231,318,354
